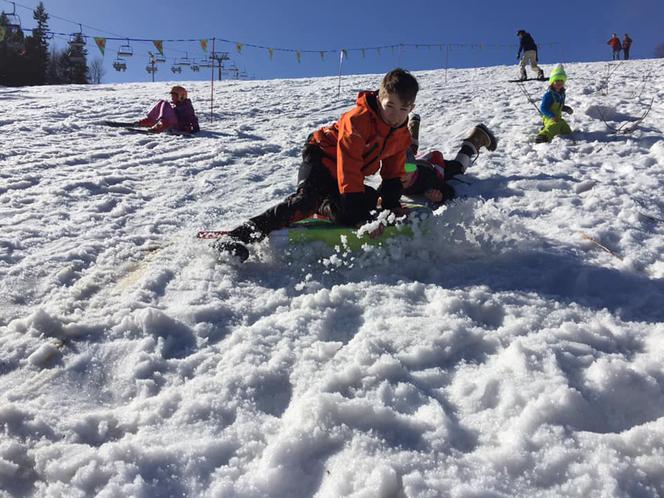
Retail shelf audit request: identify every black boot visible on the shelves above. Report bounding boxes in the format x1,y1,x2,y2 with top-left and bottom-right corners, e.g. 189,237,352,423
212,238,250,262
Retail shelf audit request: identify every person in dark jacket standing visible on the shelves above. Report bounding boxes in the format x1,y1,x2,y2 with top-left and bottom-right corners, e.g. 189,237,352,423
517,30,545,81
608,34,622,60
622,34,633,60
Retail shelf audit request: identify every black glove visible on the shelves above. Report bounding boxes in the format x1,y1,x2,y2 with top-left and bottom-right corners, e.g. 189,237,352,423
335,192,373,227
377,177,403,210
562,105,574,115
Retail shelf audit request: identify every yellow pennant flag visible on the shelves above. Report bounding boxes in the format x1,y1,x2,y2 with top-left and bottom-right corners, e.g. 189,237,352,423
153,40,164,55
94,37,106,56
200,39,208,53
235,42,243,54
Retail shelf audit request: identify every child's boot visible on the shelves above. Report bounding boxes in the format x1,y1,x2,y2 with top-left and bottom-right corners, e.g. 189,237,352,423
213,238,250,262
212,220,266,262
453,124,497,173
466,124,498,151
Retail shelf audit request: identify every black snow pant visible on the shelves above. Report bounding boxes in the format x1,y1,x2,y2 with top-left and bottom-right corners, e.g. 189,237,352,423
228,144,378,244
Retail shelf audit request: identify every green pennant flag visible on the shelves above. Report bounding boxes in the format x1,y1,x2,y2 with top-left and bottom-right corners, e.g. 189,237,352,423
0,26,6,43
94,37,106,56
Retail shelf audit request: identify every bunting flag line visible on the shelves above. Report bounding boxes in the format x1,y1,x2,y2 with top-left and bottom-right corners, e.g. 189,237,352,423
152,40,164,55
94,37,106,56
200,39,208,53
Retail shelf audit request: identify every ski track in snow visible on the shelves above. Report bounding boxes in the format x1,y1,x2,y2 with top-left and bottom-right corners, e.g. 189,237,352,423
1,60,664,497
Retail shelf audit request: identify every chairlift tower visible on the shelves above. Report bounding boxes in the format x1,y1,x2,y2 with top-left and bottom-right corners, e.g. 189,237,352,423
210,51,230,81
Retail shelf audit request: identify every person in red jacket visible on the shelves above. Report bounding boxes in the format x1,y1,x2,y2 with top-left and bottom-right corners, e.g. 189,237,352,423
607,34,622,60
622,34,633,60
215,68,419,261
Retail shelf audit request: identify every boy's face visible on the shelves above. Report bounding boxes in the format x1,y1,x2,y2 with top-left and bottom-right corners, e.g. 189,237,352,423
378,92,414,128
552,80,565,91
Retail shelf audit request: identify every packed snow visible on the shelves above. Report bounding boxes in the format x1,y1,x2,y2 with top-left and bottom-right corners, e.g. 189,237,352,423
1,59,664,497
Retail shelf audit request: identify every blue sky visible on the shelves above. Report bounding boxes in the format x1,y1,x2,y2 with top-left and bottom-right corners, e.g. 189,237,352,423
4,0,663,83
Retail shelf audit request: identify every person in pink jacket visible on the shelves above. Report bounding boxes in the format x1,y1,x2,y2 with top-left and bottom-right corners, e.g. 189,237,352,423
137,85,200,133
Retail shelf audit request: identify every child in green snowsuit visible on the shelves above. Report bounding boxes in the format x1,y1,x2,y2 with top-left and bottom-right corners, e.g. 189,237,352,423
536,65,574,143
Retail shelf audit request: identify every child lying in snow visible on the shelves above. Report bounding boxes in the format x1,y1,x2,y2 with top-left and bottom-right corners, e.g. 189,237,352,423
401,114,497,203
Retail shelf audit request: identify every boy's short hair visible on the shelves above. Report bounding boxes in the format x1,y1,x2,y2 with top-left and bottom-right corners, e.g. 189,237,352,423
379,68,419,106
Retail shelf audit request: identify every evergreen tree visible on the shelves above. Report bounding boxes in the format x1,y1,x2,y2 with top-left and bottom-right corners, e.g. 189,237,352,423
46,46,64,84
24,2,50,85
63,32,89,84
0,11,28,86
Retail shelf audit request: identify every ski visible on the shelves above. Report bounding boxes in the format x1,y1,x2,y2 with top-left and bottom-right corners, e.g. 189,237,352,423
508,77,548,83
100,120,140,128
99,120,195,137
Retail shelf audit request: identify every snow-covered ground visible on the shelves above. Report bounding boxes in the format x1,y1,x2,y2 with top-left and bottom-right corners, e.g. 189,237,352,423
1,59,664,497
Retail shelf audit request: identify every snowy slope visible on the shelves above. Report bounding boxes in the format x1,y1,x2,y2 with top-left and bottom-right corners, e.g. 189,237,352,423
1,59,664,497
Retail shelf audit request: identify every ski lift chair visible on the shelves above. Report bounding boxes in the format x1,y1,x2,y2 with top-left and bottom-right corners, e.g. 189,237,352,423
175,53,191,67
191,61,200,72
171,65,182,74
68,34,85,50
3,2,25,51
113,58,127,72
117,40,134,58
146,65,157,74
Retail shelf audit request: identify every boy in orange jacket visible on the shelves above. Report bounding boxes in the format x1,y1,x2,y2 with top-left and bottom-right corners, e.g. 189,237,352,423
215,68,419,261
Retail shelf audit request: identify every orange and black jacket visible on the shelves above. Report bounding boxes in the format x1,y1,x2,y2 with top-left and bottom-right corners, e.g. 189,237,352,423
309,90,411,196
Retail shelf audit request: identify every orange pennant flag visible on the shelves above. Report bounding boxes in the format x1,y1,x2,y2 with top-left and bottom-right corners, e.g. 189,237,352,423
94,37,106,56
153,40,164,55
